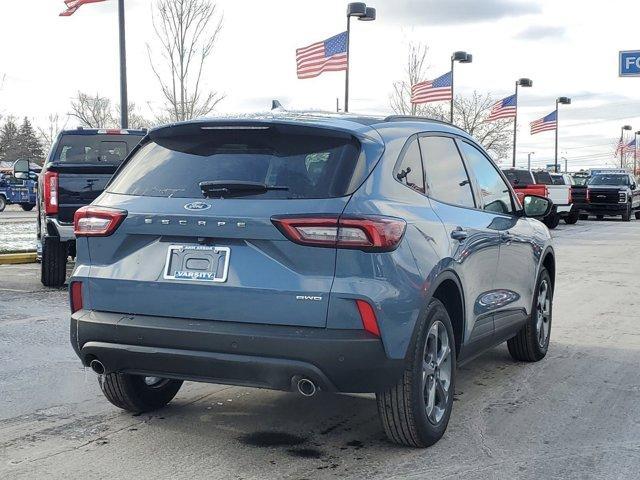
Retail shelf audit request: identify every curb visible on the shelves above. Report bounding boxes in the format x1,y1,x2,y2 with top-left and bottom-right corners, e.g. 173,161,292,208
0,252,38,265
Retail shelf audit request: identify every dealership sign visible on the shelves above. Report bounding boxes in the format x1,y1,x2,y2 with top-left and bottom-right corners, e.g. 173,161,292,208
619,50,640,76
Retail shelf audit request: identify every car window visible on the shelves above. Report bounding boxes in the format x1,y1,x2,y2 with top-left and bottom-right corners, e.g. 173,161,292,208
533,171,554,185
107,125,363,199
460,141,514,214
502,169,534,186
393,138,424,194
54,134,142,165
420,136,474,208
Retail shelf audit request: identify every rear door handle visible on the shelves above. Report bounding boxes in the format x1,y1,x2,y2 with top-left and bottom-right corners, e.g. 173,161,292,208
451,227,468,241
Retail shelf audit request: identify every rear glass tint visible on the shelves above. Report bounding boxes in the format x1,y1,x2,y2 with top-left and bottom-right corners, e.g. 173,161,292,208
107,125,362,199
502,169,534,186
532,171,554,185
53,134,143,165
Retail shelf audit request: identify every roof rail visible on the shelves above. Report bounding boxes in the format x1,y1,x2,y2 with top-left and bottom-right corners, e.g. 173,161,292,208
383,115,455,127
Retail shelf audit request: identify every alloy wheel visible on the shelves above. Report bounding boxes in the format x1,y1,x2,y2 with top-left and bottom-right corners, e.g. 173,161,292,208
422,320,452,425
536,280,551,347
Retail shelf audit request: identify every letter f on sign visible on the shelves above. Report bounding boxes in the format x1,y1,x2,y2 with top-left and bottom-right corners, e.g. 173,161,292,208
626,56,639,69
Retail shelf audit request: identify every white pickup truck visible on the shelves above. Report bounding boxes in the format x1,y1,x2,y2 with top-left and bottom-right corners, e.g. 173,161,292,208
533,171,577,227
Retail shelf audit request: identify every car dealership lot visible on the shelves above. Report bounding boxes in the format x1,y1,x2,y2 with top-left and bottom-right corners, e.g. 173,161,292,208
1,220,639,480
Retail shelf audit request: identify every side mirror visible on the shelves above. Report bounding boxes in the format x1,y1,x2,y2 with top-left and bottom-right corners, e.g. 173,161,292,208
13,159,30,180
523,194,552,218
631,183,636,190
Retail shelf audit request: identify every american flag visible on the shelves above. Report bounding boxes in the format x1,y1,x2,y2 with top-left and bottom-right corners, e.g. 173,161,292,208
410,71,453,104
60,0,106,17
296,32,348,80
486,94,517,122
530,110,557,135
616,138,636,155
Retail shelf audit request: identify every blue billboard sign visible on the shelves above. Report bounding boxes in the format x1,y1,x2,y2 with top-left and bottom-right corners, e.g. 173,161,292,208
619,51,640,76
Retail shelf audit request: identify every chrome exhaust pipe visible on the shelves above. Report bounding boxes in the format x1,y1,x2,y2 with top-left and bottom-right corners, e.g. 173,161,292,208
297,378,317,397
89,359,105,375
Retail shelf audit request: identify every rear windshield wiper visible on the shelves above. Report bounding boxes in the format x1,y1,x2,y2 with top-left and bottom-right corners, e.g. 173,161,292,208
199,180,289,198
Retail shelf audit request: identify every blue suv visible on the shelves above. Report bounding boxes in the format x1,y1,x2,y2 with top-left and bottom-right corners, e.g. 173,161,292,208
69,114,555,447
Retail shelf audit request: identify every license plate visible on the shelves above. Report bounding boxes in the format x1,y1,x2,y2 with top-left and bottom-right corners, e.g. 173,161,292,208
163,245,230,283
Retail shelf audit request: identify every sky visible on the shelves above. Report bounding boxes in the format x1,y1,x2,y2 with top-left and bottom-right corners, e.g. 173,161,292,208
1,0,640,170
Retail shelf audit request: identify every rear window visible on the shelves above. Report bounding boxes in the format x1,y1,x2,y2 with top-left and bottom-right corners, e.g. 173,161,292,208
532,171,554,185
502,169,534,186
107,125,363,199
53,134,143,165
550,174,566,185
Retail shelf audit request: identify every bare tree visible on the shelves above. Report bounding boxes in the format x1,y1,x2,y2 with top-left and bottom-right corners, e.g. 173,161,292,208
69,92,116,128
390,42,512,159
38,114,69,153
147,0,224,122
116,103,151,130
389,42,442,118
453,91,513,160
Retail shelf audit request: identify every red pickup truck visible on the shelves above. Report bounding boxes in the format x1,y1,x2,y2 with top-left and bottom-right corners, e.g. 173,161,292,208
502,168,558,228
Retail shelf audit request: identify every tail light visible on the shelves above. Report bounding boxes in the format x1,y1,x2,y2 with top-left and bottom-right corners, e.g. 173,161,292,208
586,189,590,203
70,281,83,313
74,206,127,237
568,188,572,204
271,215,406,252
356,299,380,337
43,171,59,215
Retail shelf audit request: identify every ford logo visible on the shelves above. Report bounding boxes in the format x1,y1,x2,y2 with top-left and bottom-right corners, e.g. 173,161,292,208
184,202,211,211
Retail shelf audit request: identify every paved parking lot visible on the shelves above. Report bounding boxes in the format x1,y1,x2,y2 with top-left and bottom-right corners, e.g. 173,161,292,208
1,220,639,479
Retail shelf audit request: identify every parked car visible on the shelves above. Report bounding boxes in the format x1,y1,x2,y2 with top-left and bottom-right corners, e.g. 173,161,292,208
532,170,575,227
586,169,640,221
502,168,559,228
550,173,580,224
0,171,37,212
570,172,590,219
69,114,555,448
37,128,145,286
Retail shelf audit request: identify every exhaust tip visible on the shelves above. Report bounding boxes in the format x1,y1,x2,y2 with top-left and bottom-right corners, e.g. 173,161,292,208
89,359,105,375
297,378,317,397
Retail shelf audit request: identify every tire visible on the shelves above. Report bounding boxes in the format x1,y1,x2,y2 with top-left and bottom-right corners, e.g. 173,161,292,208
635,211,640,220
41,237,68,287
622,203,631,222
376,298,456,448
0,196,6,212
99,373,183,413
508,268,552,362
543,213,560,229
20,204,35,211
564,210,579,225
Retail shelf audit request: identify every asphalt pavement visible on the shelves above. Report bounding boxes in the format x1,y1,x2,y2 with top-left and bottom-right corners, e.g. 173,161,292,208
0,220,639,479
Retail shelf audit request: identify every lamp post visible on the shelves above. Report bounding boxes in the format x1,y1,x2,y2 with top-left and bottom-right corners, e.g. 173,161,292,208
344,3,376,113
527,152,535,171
561,156,568,173
450,51,472,123
621,125,632,169
118,0,128,128
554,97,571,173
512,78,533,167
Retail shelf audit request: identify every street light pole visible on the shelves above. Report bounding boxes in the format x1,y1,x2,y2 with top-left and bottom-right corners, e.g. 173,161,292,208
527,152,534,171
450,51,472,124
512,78,532,167
635,131,640,176
344,3,376,113
118,0,128,129
555,97,571,173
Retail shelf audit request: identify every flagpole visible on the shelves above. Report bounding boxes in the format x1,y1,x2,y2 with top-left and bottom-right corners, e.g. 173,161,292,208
344,14,351,113
118,0,129,128
512,81,518,168
554,99,559,173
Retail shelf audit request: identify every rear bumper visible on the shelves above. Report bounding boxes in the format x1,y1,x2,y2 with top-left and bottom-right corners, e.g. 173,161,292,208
47,218,75,242
71,310,404,393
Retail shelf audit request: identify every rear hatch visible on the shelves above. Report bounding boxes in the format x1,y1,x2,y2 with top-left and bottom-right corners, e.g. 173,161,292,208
49,132,143,222
82,121,382,328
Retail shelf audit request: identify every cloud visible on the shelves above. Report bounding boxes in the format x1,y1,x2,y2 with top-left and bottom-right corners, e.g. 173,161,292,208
382,0,541,26
515,25,566,40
